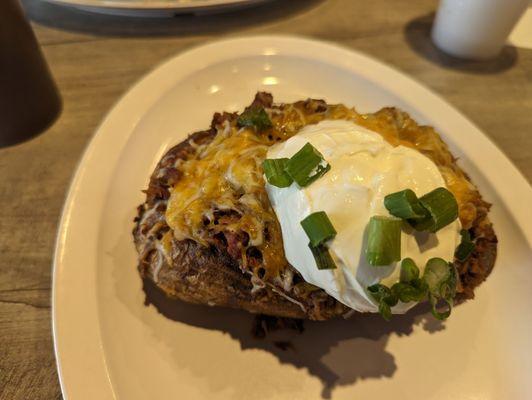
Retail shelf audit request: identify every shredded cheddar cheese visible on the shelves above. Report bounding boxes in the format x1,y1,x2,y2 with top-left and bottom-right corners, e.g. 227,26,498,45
164,101,480,281
165,121,286,278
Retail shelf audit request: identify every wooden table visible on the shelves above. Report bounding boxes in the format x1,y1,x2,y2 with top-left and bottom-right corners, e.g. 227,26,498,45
1,0,530,398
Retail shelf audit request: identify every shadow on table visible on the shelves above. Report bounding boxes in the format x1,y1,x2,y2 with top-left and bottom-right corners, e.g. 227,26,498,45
404,13,518,74
22,0,323,37
142,278,444,399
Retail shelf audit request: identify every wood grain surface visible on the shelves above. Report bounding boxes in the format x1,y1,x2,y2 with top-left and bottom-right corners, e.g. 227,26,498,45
1,0,530,398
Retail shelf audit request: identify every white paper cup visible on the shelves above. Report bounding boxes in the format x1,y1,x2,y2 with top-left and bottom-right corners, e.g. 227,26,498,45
431,0,528,60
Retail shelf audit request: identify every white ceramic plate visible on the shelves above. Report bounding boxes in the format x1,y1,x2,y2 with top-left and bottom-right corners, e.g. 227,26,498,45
41,0,271,17
53,36,532,400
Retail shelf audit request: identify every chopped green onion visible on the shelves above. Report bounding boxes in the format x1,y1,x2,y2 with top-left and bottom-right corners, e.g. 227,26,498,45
369,257,458,321
441,262,458,300
384,292,399,307
391,279,427,303
237,106,272,131
391,282,414,303
368,283,398,320
367,283,392,303
378,302,392,321
369,284,399,307
423,257,451,295
285,143,330,187
422,258,457,320
301,211,337,247
455,229,475,261
384,189,428,220
399,258,420,283
429,295,452,321
308,243,337,270
365,216,402,266
460,228,471,241
409,187,459,233
262,158,293,188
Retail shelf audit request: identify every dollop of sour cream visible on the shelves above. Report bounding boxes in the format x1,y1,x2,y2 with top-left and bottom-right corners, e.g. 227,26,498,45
266,120,461,314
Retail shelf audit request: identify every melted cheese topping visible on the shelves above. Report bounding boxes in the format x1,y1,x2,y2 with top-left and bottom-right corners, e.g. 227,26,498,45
163,101,480,286
165,122,286,277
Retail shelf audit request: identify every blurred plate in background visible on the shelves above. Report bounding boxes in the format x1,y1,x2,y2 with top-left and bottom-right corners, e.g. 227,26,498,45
40,0,271,17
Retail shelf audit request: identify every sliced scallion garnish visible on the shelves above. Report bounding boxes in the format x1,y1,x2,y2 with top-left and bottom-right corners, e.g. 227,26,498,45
369,278,427,319
368,283,391,303
455,229,475,261
399,258,420,283
423,257,451,294
237,106,273,131
391,282,415,303
365,216,402,266
308,243,337,270
369,285,391,320
409,187,459,233
369,257,457,321
429,295,453,321
285,142,330,187
301,211,337,247
368,283,398,320
423,258,458,320
384,189,428,220
391,279,427,303
378,302,392,321
262,158,293,188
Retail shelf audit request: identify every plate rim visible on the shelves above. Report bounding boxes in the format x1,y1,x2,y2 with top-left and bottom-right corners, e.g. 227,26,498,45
52,34,532,399
41,0,269,11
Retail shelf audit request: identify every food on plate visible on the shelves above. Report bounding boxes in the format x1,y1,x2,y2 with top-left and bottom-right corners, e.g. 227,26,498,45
133,92,497,321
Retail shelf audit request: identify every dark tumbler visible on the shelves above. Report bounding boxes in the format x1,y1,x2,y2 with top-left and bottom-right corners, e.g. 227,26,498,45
0,0,61,147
